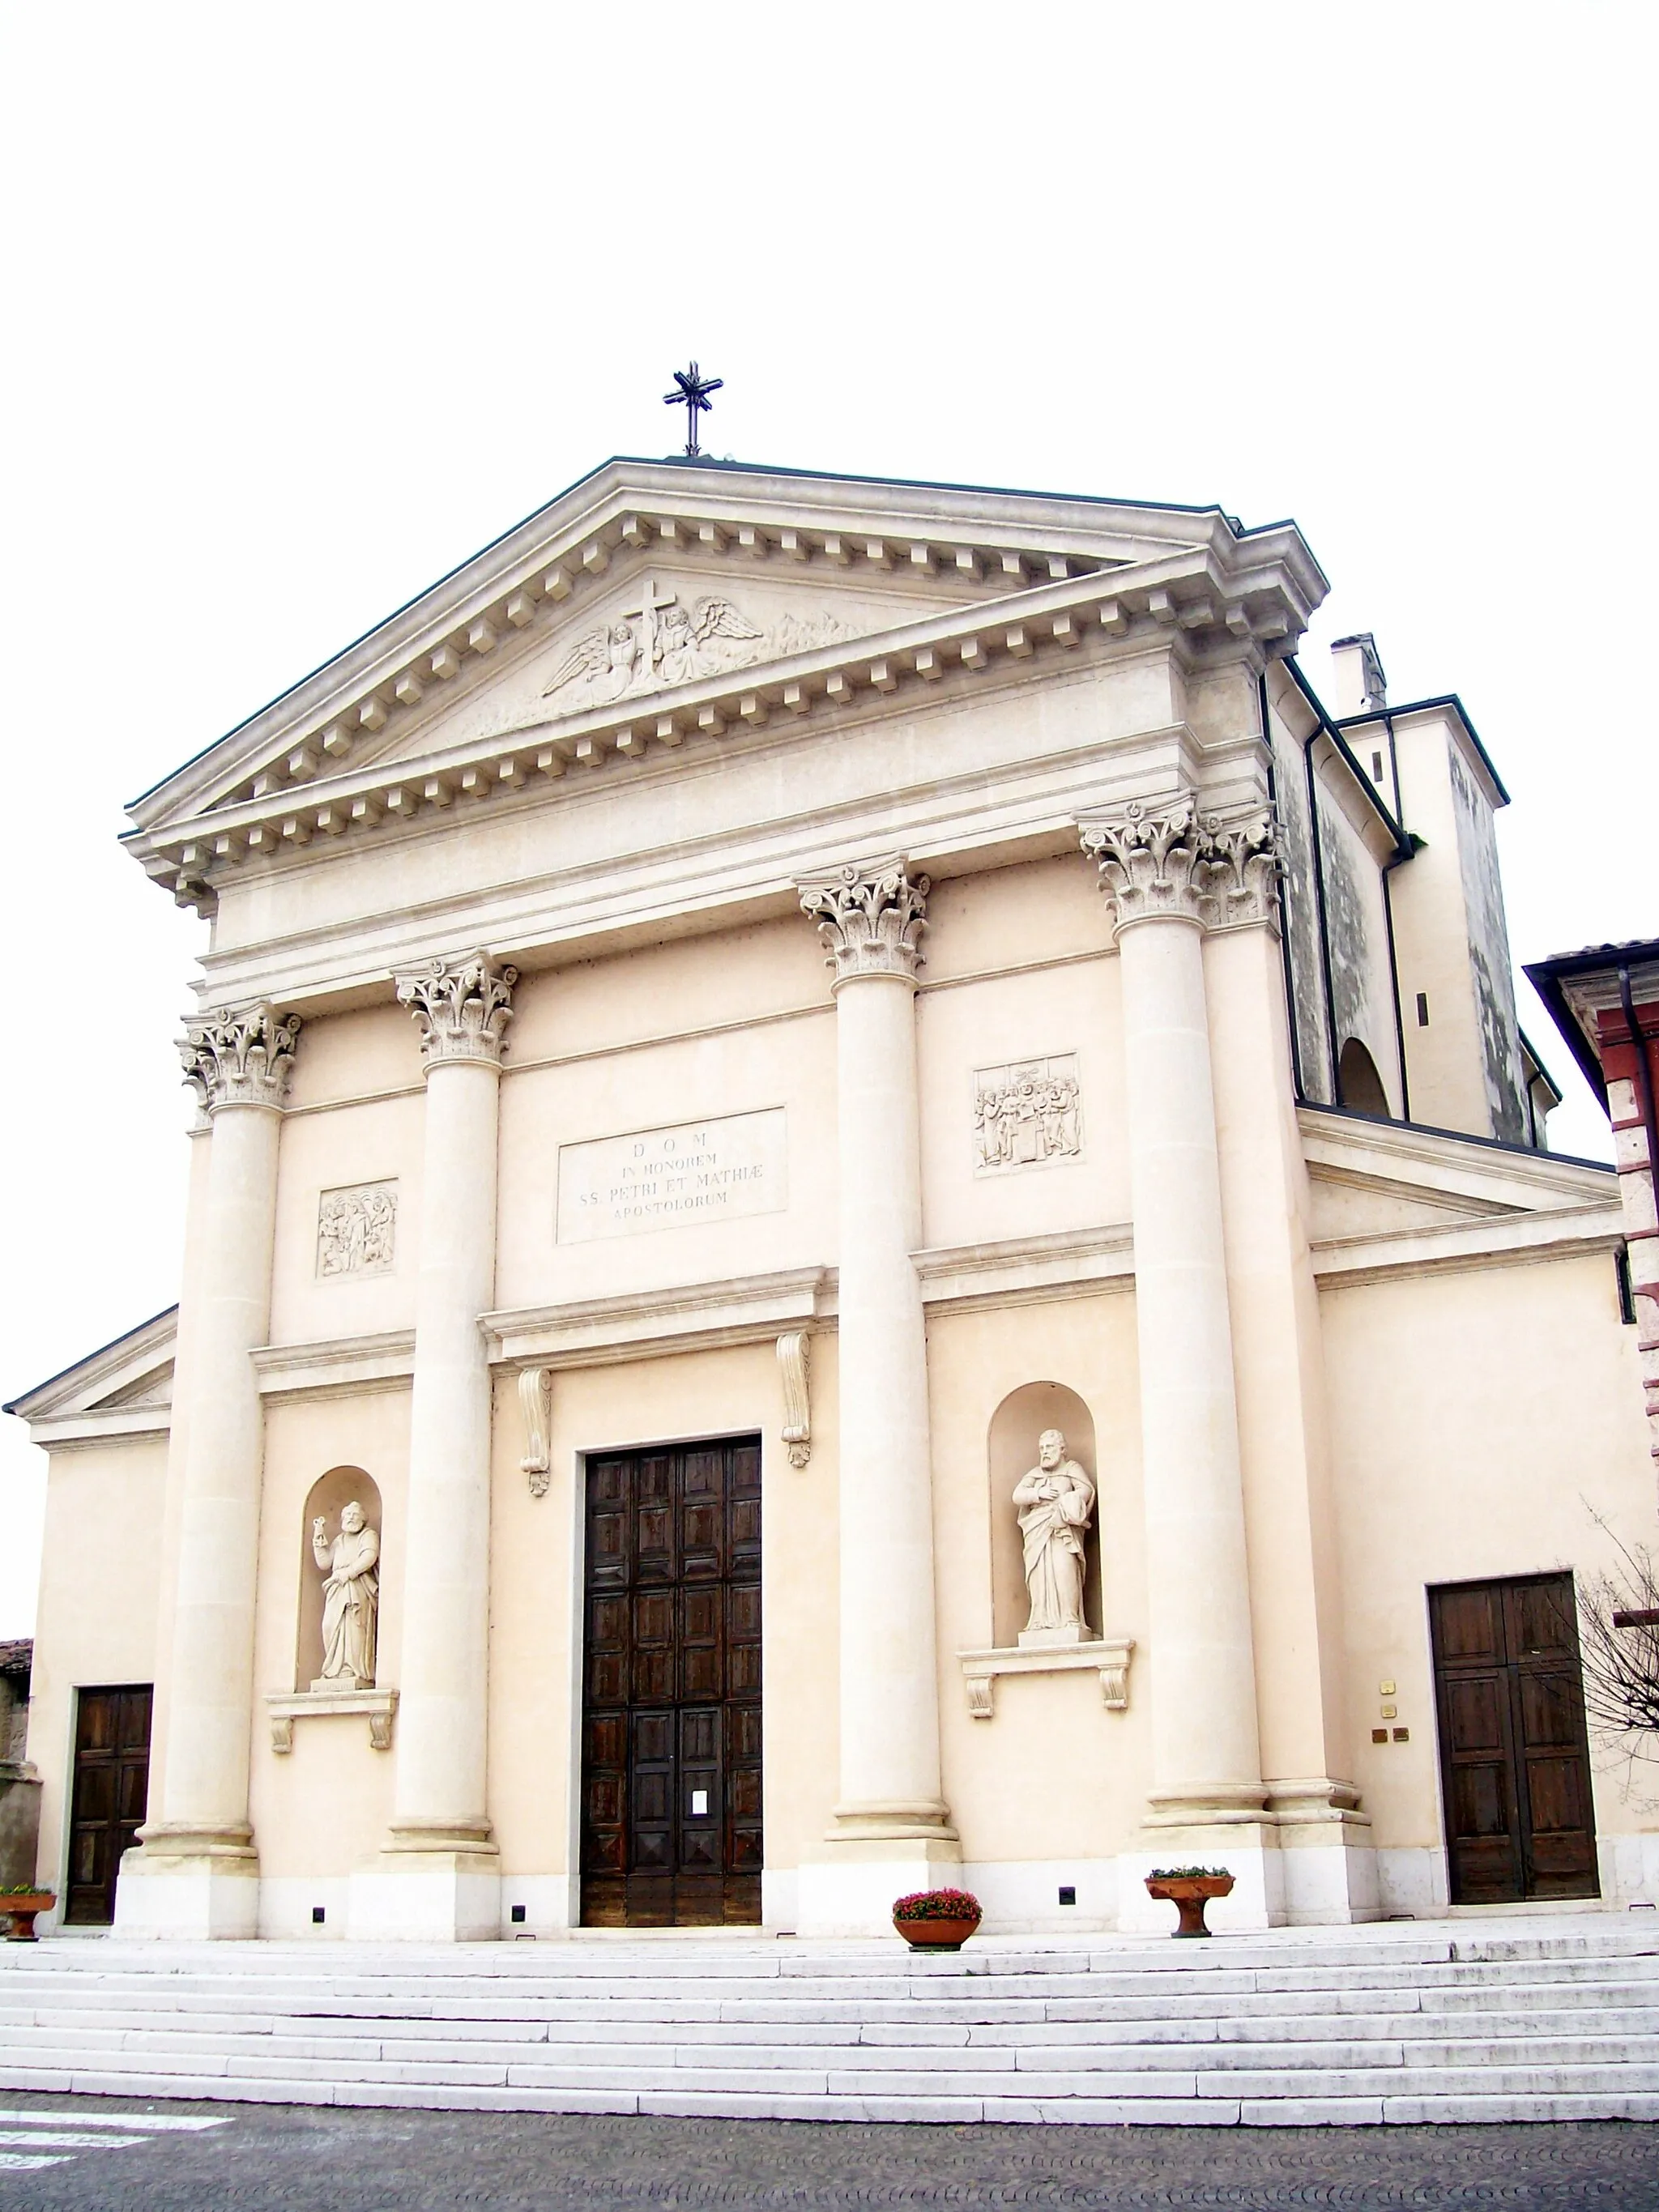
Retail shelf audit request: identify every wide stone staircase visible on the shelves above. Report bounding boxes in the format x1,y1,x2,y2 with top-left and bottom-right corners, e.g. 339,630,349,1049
2,1918,1658,2126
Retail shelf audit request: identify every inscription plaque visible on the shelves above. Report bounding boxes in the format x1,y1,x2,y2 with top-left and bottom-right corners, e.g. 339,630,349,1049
557,1109,787,1243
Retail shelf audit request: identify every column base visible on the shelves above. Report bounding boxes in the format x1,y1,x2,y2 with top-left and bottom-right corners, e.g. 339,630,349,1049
114,1831,261,1940
1121,1791,1380,1931
798,1831,964,1937
827,1800,958,1844
349,1847,501,1941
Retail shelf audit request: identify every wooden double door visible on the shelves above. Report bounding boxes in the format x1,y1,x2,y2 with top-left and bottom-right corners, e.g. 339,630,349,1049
580,1436,762,1926
66,1685,152,1924
1429,1574,1599,1905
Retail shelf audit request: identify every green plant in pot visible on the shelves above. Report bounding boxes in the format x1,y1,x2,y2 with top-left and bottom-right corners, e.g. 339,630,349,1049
1144,1865,1234,1938
0,1885,56,1942
891,1887,982,1951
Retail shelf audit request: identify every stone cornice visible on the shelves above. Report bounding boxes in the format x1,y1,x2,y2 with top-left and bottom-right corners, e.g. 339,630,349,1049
126,521,1320,915
484,1268,831,1370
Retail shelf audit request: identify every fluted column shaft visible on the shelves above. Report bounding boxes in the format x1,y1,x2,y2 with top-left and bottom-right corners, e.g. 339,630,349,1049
800,863,951,1837
389,954,517,1850
147,1007,300,1852
1082,802,1275,1820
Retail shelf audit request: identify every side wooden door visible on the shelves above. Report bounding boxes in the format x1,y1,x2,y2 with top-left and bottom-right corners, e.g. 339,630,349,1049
1428,1574,1598,1905
65,1685,153,1924
580,1436,762,1926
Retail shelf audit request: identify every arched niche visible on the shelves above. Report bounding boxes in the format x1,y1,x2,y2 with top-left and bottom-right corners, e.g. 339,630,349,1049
987,1383,1099,1649
296,1466,382,1690
1337,1036,1390,1118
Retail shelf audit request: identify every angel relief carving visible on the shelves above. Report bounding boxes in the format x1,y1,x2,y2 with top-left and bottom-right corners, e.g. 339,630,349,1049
539,574,856,711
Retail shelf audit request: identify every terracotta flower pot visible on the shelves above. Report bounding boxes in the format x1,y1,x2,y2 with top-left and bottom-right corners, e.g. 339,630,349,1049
0,1894,54,1942
1144,1872,1234,1938
893,1914,981,1953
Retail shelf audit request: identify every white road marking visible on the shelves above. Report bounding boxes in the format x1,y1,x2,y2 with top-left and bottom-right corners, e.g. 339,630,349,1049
0,2129,150,2146
0,2109,228,2130
0,2108,231,2175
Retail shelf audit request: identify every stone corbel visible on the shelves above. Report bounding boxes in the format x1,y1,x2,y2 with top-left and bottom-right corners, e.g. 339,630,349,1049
957,1637,1135,1719
518,1366,553,1497
776,1331,812,1468
267,1686,398,1753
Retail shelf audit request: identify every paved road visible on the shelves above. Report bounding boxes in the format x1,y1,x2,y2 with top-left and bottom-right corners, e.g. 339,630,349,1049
0,2094,1656,2208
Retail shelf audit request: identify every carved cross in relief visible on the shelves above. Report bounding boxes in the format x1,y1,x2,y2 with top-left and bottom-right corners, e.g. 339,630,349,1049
621,578,677,673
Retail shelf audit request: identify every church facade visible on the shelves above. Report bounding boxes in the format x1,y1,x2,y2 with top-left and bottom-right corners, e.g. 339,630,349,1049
9,457,1655,1941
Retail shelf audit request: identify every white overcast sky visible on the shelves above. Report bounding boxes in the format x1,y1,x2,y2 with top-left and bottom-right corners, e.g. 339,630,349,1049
2,5,1654,1637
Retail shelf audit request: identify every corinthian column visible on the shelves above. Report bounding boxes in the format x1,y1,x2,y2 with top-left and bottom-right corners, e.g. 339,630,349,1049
119,1005,300,1939
359,953,515,1942
794,861,956,1934
1079,800,1271,1845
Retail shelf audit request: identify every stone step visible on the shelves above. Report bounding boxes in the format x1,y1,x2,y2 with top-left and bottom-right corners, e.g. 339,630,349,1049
6,1926,1659,2127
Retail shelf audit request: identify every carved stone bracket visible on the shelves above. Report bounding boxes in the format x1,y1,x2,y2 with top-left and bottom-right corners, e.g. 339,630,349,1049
267,1686,398,1754
180,1004,301,1114
798,858,929,987
776,1331,812,1468
518,1366,553,1496
1079,799,1280,937
957,1636,1135,1719
394,951,518,1068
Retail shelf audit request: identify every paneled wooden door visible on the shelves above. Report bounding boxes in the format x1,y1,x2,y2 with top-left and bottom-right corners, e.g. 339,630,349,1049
1428,1575,1599,1905
65,1684,152,1924
580,1436,762,1926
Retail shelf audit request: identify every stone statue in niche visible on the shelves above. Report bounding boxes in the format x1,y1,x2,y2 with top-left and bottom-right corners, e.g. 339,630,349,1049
1013,1430,1096,1647
311,1502,380,1689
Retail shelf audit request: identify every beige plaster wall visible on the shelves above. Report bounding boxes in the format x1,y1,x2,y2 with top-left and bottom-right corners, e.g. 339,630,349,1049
928,1292,1149,1865
917,857,1128,1250
1321,1247,1655,1852
30,1438,168,1897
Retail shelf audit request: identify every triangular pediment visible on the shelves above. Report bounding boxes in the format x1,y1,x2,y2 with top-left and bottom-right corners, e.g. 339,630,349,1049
123,456,1327,910
5,1307,178,1443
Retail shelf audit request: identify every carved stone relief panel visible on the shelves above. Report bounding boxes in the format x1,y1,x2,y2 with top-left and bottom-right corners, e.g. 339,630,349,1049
974,1055,1081,1174
317,1181,398,1278
539,575,859,712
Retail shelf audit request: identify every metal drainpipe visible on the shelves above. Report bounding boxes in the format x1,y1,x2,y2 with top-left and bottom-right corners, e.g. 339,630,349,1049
1378,707,1415,1124
1301,714,1342,1104
1257,673,1306,1104
1617,963,1659,1238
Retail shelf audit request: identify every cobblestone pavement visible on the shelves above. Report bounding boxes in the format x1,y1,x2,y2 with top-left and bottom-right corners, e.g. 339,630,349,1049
1,2095,1657,2209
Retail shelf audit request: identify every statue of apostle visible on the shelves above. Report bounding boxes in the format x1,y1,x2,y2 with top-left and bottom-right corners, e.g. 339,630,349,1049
311,1502,380,1689
1013,1430,1095,1640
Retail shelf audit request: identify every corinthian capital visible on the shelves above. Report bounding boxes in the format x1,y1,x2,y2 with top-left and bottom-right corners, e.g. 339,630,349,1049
394,952,518,1069
798,858,930,987
1079,798,1281,937
180,1004,301,1114
1079,799,1208,931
